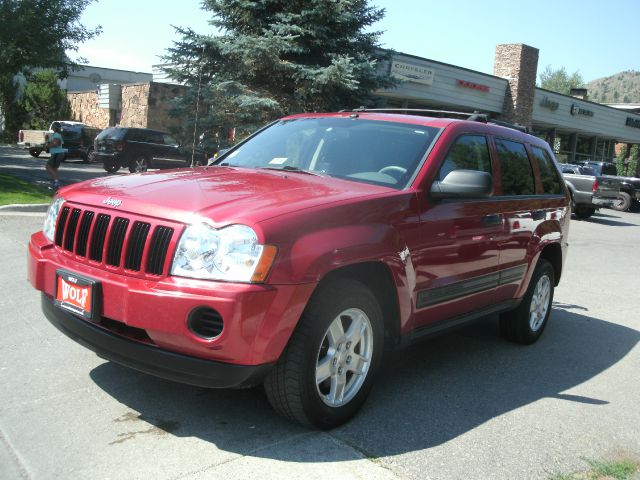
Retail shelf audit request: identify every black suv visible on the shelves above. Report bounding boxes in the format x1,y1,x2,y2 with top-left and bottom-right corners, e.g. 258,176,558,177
94,127,199,173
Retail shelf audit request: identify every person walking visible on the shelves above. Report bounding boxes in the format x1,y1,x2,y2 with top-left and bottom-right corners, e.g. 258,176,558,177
46,122,65,190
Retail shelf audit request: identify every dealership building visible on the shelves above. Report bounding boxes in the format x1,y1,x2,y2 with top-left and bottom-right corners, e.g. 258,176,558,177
378,44,640,164
38,43,640,168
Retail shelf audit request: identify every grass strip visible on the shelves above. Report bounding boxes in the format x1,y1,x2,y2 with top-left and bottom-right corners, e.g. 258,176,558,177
0,173,52,206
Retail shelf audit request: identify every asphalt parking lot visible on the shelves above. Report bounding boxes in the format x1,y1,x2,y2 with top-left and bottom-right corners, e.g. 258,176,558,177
1,146,639,479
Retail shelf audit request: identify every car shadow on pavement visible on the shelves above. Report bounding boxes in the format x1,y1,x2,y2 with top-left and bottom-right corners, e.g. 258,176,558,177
587,216,638,227
89,305,639,460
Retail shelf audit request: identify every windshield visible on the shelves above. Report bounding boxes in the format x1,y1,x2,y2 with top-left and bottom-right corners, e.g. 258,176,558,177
214,117,440,188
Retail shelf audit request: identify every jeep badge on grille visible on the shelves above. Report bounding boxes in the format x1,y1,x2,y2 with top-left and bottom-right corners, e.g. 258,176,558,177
103,197,122,208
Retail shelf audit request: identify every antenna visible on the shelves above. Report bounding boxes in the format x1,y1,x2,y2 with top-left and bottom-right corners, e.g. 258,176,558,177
190,42,206,168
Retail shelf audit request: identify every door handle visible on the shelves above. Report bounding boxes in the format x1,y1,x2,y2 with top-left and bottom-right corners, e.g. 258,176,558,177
531,210,545,220
482,214,502,226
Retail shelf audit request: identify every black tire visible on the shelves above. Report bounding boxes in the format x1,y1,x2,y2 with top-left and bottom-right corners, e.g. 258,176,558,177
29,148,42,158
573,205,595,220
129,154,150,173
610,192,631,212
103,159,120,173
264,279,384,429
499,258,555,345
83,147,95,164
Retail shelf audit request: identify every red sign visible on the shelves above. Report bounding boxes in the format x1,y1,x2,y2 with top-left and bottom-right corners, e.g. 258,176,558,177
55,271,96,319
456,79,490,93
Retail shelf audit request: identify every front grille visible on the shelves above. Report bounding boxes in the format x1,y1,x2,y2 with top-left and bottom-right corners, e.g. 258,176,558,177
54,204,178,276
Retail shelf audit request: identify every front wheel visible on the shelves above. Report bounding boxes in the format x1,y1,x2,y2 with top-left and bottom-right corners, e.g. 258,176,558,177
500,258,555,345
129,155,150,173
264,279,384,429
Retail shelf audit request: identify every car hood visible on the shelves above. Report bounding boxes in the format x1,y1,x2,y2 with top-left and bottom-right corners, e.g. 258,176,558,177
59,166,393,226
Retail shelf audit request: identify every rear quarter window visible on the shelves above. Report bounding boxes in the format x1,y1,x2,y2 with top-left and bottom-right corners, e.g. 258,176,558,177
495,138,535,196
531,146,564,194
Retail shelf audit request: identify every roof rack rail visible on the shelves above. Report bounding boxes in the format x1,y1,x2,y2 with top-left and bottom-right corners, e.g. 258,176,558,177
347,107,532,134
350,107,473,118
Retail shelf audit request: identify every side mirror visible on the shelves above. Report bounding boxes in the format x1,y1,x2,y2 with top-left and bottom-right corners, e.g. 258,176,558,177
430,169,493,199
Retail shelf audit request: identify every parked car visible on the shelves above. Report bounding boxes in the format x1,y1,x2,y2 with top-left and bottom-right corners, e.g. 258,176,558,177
576,160,640,211
28,110,570,428
561,168,616,219
17,121,100,161
94,127,200,173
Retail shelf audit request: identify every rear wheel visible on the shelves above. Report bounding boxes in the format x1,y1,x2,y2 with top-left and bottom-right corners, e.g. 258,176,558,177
83,147,95,163
129,154,150,173
610,192,631,212
264,279,384,429
500,258,554,345
29,148,42,158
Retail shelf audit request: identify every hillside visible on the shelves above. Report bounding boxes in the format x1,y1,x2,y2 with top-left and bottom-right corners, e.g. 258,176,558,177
587,70,640,104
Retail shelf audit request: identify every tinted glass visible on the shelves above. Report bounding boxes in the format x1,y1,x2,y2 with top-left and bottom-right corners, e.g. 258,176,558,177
602,163,618,175
495,139,535,195
438,135,491,181
531,146,563,194
215,118,440,189
163,134,178,145
96,127,125,141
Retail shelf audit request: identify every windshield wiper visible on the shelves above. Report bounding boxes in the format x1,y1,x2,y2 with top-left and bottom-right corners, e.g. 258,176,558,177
260,166,325,176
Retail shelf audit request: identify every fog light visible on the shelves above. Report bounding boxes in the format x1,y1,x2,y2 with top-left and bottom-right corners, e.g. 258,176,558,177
188,307,224,339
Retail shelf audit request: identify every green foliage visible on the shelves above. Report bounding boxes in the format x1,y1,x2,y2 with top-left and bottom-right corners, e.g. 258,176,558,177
587,70,640,103
538,65,584,94
21,70,70,129
615,145,628,175
0,173,52,205
585,458,639,479
615,145,640,177
162,0,394,140
0,0,101,134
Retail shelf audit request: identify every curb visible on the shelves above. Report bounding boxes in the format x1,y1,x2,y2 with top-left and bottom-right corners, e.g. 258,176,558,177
0,203,50,213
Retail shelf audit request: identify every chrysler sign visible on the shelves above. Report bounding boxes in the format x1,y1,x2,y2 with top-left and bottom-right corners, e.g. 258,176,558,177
391,61,435,86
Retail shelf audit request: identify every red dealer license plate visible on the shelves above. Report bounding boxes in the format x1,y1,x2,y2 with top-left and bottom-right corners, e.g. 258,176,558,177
54,269,100,321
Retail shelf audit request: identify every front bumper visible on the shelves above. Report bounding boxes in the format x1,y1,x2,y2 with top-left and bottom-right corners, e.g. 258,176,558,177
41,294,273,388
29,231,316,371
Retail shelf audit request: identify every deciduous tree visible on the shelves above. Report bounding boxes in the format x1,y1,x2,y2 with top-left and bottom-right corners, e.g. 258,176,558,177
538,65,584,95
0,0,100,135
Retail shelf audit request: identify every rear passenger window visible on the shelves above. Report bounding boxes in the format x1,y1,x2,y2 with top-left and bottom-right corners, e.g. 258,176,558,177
495,139,535,196
531,146,564,194
438,135,491,181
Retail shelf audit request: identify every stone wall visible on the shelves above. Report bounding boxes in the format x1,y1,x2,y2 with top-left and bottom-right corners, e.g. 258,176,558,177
67,91,111,128
147,83,187,132
67,82,188,132
118,83,150,128
494,44,539,127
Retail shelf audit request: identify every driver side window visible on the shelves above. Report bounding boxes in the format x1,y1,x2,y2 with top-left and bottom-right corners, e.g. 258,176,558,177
438,135,491,181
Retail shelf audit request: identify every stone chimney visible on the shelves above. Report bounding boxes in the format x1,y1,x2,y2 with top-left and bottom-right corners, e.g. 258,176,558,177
493,44,539,127
570,88,588,101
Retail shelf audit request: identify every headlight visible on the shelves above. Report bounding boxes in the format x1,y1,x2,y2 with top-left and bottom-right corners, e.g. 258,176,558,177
43,196,65,242
171,223,277,283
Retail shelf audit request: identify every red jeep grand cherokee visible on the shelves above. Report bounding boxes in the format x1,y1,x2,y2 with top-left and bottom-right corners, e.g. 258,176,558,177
28,111,570,428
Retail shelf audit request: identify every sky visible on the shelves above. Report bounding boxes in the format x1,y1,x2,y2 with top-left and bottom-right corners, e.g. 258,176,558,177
73,0,640,83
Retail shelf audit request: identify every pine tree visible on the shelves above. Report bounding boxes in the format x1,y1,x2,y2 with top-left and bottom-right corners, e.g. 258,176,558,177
162,0,394,141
